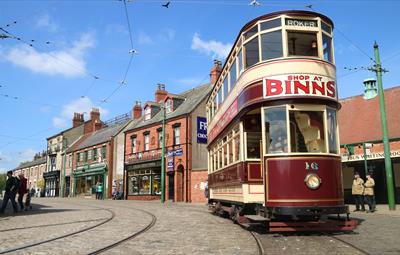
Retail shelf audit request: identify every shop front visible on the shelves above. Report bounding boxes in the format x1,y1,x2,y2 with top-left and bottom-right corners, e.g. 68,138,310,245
125,160,161,200
43,170,60,197
73,163,107,198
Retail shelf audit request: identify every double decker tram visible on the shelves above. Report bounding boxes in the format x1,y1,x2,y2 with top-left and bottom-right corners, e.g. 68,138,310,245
206,10,357,231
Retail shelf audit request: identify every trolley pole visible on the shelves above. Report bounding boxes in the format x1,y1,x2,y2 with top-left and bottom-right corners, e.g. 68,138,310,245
161,106,166,203
371,42,395,210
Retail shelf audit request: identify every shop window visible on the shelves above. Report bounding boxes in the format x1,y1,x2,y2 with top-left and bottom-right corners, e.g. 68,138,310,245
322,33,333,62
287,32,318,57
230,59,237,90
260,18,281,31
238,49,244,74
261,30,283,60
139,175,151,194
128,169,161,196
223,76,229,101
144,134,150,151
174,127,180,145
131,137,137,153
289,110,326,153
244,36,259,68
327,108,338,154
153,175,161,195
265,107,288,154
244,113,262,159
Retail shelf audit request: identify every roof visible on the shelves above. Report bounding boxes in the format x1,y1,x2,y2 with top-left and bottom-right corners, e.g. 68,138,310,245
75,121,130,151
338,85,400,144
126,83,212,132
13,157,47,171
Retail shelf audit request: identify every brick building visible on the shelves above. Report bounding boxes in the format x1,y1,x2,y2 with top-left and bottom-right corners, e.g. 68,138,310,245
339,85,400,203
124,83,212,202
13,157,46,195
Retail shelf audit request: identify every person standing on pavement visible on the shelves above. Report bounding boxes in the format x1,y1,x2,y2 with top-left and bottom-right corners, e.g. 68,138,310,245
17,173,28,211
204,181,209,204
97,182,103,200
0,171,19,214
364,172,375,213
352,172,365,211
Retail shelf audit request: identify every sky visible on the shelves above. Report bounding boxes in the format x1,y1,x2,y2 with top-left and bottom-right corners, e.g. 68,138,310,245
0,0,399,172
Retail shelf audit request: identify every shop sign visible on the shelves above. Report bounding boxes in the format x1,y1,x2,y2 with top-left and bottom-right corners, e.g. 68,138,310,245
197,117,208,144
263,74,337,101
341,150,400,162
285,18,317,28
167,158,174,171
167,148,184,157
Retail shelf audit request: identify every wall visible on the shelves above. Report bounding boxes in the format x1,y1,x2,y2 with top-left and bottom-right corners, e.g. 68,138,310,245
190,96,209,171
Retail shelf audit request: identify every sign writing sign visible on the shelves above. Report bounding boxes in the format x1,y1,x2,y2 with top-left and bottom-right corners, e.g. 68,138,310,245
197,117,208,144
208,99,238,143
341,150,400,162
167,158,174,170
285,18,317,28
167,148,184,157
263,74,337,101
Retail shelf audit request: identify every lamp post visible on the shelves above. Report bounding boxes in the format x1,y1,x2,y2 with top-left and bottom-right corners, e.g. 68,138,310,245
61,138,67,198
364,42,396,210
161,105,166,203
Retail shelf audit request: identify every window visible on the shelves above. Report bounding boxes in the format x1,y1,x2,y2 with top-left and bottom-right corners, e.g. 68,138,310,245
223,139,228,166
50,156,56,170
128,169,161,196
289,110,326,153
230,59,237,90
260,18,281,31
93,149,97,159
144,106,151,121
217,88,222,107
244,112,262,159
144,134,150,151
244,36,259,68
131,136,137,153
287,32,318,57
84,151,88,162
158,130,163,148
212,96,217,115
165,98,173,114
101,146,106,159
322,33,332,62
97,148,102,159
261,30,283,60
174,127,180,145
87,149,93,160
223,76,229,101
238,49,243,74
327,108,338,154
244,25,258,40
264,107,288,154
321,22,332,34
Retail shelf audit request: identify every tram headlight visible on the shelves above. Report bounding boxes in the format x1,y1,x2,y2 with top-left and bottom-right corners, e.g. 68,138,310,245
304,173,321,190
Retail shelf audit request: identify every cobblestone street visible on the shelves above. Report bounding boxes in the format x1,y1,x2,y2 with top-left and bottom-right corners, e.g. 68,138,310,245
1,198,399,255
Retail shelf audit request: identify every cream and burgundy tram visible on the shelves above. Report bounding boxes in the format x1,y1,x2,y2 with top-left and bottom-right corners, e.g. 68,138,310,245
206,10,356,231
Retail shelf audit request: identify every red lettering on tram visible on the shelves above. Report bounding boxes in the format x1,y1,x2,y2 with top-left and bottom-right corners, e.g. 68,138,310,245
326,81,336,98
312,81,325,96
293,81,310,94
265,79,283,96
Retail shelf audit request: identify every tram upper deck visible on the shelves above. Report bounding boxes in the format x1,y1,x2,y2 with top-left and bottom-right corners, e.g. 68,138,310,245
206,11,337,146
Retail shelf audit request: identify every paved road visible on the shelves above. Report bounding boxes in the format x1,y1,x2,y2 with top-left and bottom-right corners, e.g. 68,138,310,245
1,198,399,254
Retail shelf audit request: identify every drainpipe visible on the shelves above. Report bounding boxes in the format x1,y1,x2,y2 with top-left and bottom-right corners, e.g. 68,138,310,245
185,113,189,202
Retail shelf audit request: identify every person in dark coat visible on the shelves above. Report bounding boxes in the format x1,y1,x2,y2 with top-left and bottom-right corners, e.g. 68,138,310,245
0,171,19,214
17,173,28,210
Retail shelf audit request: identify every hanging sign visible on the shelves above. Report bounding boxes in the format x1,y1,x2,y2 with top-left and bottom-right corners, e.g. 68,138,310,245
197,117,208,144
167,158,174,170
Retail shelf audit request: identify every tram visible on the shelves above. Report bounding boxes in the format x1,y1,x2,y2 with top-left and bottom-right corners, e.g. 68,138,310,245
206,10,356,231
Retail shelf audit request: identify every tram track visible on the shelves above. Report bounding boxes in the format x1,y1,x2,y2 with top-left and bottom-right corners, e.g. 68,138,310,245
324,233,372,255
250,231,265,255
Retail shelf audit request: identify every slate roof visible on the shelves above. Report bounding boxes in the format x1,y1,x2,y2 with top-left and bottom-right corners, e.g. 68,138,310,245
127,83,211,131
75,121,130,151
14,157,47,171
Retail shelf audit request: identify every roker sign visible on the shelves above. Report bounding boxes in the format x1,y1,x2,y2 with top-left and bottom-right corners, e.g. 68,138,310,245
263,74,337,100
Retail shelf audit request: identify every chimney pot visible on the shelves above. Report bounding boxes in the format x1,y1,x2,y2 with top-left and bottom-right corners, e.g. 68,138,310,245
210,59,222,85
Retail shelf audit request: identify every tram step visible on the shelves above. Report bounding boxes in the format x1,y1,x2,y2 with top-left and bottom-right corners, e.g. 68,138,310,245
245,215,269,222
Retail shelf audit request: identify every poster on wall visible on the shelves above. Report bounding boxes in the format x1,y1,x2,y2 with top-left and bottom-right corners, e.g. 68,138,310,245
197,117,208,144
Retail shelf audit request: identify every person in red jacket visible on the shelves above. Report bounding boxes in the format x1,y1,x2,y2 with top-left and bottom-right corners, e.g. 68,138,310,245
17,173,28,211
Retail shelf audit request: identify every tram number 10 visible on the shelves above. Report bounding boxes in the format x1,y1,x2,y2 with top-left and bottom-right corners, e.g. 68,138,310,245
305,162,319,171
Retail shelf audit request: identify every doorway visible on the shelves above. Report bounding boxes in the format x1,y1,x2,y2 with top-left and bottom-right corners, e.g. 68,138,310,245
168,172,175,201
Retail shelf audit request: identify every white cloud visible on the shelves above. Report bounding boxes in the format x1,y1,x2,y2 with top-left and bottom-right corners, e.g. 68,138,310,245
138,32,153,45
3,32,95,78
53,97,108,129
176,77,205,87
191,33,232,60
105,24,128,36
0,149,37,171
36,14,58,32
159,28,176,41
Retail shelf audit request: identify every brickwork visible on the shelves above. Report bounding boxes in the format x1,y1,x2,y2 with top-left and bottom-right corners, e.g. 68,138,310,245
190,170,208,202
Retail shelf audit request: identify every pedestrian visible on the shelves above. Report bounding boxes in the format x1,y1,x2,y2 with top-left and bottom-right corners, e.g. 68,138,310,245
97,182,103,200
0,171,19,214
94,181,100,200
364,172,375,213
204,180,209,204
25,190,32,211
17,173,28,211
352,172,365,212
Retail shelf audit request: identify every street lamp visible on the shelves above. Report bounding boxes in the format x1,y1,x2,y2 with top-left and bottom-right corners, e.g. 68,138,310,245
160,102,166,203
363,42,395,210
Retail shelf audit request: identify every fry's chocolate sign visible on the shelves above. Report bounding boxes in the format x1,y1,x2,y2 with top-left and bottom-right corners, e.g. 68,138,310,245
263,74,337,100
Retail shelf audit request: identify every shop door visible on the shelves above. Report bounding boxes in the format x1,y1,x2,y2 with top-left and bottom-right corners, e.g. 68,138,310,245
168,172,175,201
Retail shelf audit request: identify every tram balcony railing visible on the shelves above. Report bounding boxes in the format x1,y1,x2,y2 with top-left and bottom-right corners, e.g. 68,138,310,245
126,148,162,164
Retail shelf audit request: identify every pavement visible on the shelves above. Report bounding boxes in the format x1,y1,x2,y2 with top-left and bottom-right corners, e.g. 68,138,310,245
0,198,399,255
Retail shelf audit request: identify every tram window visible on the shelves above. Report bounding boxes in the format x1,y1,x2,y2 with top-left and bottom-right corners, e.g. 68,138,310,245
322,33,333,62
217,88,222,107
233,125,241,162
244,37,260,68
223,142,228,166
238,49,244,74
223,76,229,101
261,18,281,31
244,25,258,40
327,108,338,154
261,30,283,60
264,107,288,154
287,32,318,57
230,59,237,89
244,113,262,159
289,111,326,153
321,22,332,34
229,137,234,164
213,96,217,115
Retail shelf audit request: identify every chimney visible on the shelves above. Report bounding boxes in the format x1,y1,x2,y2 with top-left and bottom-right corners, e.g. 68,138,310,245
210,59,222,85
155,83,168,102
133,101,142,120
72,113,84,127
90,108,102,132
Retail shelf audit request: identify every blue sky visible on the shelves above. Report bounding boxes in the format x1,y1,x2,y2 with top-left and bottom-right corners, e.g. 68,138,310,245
0,0,399,172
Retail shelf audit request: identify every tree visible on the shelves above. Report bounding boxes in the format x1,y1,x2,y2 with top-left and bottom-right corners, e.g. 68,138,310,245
37,179,44,189
0,173,6,193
